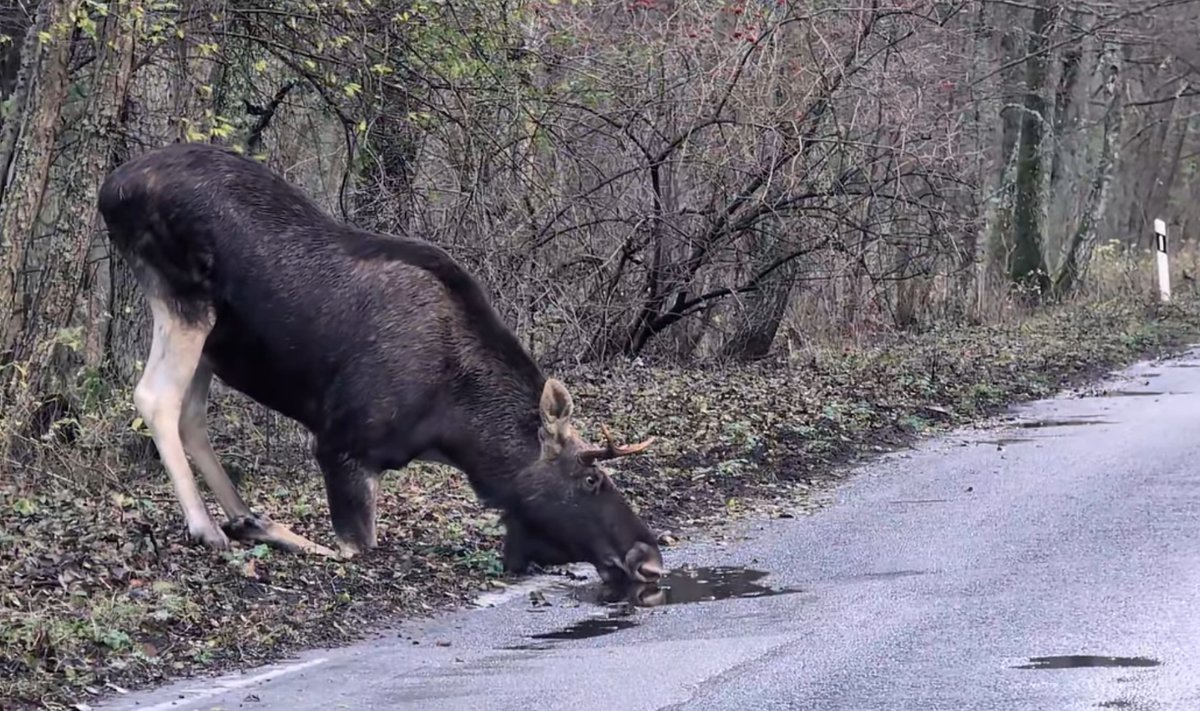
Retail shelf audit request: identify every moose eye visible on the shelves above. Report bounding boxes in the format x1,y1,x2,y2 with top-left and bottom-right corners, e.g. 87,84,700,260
584,473,600,490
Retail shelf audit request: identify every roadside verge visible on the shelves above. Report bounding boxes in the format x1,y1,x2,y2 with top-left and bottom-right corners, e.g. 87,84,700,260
4,296,1199,709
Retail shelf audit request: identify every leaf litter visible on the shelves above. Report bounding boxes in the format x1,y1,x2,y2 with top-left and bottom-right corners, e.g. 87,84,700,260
3,298,1200,709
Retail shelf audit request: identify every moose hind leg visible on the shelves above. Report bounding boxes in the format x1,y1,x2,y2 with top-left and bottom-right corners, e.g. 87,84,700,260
135,297,227,549
316,448,378,559
179,365,337,558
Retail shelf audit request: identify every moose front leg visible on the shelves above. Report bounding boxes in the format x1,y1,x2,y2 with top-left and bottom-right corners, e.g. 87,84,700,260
179,364,337,558
315,446,379,559
501,513,570,574
135,298,227,549
501,516,539,575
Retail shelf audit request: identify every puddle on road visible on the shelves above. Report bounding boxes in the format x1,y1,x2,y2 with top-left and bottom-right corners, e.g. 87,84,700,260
1085,390,1171,398
500,611,637,651
1014,655,1161,670
505,567,803,649
529,615,638,641
574,565,805,609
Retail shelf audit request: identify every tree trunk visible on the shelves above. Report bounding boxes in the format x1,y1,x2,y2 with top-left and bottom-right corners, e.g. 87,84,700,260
1146,86,1189,229
1053,40,1123,297
718,17,800,362
3,1,140,397
1007,0,1057,295
0,3,42,194
75,3,141,371
979,1,1026,313
0,0,81,367
1046,38,1081,198
719,211,800,361
0,3,34,102
1043,19,1085,261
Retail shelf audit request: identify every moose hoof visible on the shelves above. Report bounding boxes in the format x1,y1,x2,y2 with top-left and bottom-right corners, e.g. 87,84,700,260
188,521,231,550
336,540,363,560
222,515,272,541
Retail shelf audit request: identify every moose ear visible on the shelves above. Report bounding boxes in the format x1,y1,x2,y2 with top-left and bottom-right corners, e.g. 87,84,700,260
540,378,574,427
539,379,574,460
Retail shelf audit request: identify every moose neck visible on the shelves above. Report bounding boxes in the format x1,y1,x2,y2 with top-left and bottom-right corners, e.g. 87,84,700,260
448,377,545,509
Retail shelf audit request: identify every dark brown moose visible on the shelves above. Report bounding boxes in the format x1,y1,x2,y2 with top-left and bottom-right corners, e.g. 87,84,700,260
97,142,665,586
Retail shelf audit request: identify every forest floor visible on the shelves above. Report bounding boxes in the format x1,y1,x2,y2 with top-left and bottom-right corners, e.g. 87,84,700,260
5,296,1200,709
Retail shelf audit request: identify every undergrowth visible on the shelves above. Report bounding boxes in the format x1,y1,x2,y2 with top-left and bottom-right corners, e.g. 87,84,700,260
3,290,1200,709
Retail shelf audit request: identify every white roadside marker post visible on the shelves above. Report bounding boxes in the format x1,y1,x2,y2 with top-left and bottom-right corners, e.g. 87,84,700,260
1155,218,1171,303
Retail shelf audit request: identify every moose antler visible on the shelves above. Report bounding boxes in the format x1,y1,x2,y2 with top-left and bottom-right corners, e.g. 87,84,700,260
578,424,656,466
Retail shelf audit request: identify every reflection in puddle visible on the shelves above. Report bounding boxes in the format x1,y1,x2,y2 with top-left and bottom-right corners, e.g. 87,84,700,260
1014,655,1161,670
580,566,804,609
1088,390,1169,398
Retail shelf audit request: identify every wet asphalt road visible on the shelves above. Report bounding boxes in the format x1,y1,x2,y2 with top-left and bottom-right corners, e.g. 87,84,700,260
100,351,1200,711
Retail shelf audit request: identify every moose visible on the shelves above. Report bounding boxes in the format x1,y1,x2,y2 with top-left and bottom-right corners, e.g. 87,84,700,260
97,142,665,587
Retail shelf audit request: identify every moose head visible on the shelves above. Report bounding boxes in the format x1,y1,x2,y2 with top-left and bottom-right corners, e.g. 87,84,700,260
503,379,665,586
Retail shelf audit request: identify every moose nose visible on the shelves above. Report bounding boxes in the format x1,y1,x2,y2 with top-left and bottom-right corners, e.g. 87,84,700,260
625,541,665,583
637,559,665,582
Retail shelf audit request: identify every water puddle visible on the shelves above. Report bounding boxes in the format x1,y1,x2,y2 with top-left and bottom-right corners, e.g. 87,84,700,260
574,565,804,609
530,615,638,641
504,567,802,650
499,607,640,651
1086,390,1169,398
1014,655,1161,670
